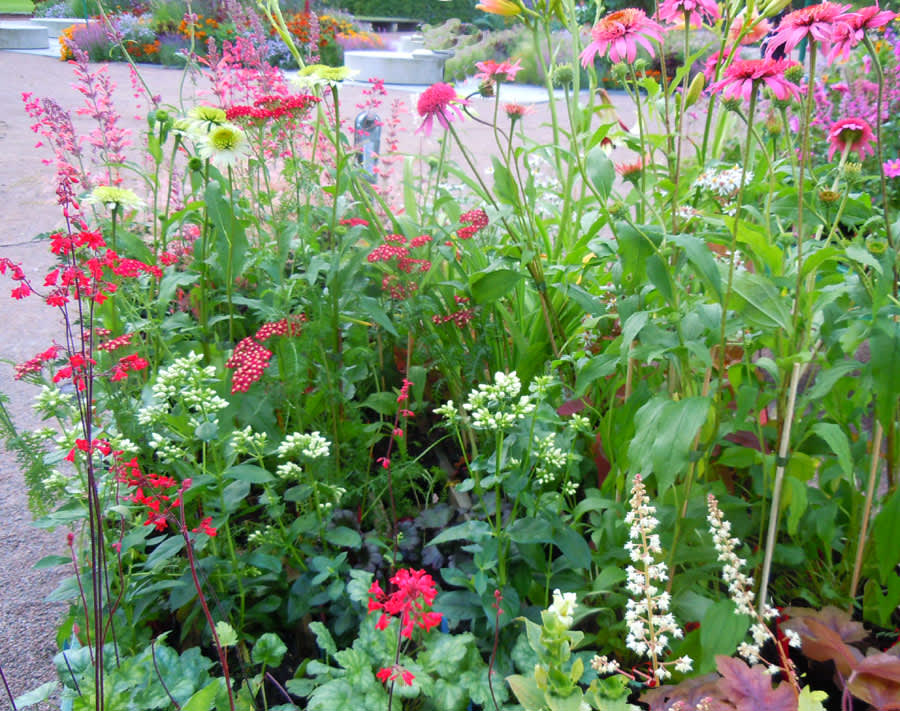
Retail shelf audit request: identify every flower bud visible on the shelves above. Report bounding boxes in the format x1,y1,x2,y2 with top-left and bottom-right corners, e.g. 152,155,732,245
684,72,705,108
784,63,804,83
552,63,574,87
765,114,782,135
721,96,742,112
844,161,862,176
633,58,648,74
867,236,888,255
818,189,840,203
611,63,628,82
479,80,495,98
187,156,204,172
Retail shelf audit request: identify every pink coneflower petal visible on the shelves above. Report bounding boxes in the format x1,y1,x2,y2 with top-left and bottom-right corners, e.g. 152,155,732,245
415,83,469,137
729,11,773,45
708,58,801,102
658,0,720,28
827,117,875,161
767,1,852,58
580,8,665,67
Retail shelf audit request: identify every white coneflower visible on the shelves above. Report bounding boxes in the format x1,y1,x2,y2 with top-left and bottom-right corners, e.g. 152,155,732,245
178,105,228,135
198,123,250,168
83,185,145,212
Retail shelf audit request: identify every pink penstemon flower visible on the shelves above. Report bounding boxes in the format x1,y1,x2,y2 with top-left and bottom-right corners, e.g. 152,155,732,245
708,58,802,102
415,83,469,136
657,0,720,28
580,8,665,67
827,117,876,161
765,1,853,58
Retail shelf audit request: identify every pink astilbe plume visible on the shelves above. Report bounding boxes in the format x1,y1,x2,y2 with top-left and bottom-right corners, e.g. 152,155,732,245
827,117,875,161
580,8,665,67
657,0,720,28
766,1,852,58
416,83,469,136
709,58,802,101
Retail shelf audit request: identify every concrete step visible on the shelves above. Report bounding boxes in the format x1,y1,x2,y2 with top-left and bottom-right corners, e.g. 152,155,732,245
0,22,49,50
344,49,449,86
30,17,88,39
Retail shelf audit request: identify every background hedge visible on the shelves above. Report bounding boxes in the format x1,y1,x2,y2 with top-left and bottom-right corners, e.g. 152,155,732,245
320,0,479,24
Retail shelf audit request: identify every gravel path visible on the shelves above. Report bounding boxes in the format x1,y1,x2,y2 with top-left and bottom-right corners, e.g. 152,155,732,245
0,47,636,702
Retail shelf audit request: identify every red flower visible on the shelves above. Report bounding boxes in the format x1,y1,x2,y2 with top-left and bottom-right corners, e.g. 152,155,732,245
367,568,442,639
376,665,415,686
708,58,801,102
416,83,469,137
580,9,665,67
192,516,217,537
474,58,523,84
457,209,489,240
827,117,875,161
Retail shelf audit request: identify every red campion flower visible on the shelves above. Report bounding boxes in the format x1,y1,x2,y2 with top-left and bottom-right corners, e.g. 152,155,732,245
368,568,443,639
765,2,852,58
708,58,801,101
827,117,875,161
580,9,665,67
416,83,469,137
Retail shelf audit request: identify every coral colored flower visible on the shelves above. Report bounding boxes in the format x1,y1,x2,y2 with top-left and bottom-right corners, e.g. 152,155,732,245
884,159,900,178
476,0,521,16
367,568,442,639
376,665,415,686
580,9,665,67
474,58,523,84
766,2,852,58
827,117,875,161
708,58,801,101
657,0,720,28
728,11,772,45
416,83,469,136
504,102,534,120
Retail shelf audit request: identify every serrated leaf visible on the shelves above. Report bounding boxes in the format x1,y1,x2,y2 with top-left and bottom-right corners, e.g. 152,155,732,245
252,632,287,668
215,621,238,647
309,621,338,658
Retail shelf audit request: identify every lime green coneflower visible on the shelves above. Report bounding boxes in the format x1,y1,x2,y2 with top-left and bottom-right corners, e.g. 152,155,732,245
198,123,250,168
83,185,145,212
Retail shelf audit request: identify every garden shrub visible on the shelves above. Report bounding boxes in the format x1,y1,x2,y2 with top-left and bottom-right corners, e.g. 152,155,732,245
319,0,479,24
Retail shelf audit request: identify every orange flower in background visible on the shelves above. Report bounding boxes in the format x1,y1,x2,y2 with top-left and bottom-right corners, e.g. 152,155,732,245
476,0,522,16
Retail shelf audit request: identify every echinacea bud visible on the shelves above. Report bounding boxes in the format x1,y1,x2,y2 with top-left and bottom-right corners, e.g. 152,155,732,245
633,58,648,74
765,114,782,135
818,189,840,204
188,157,204,172
783,63,804,83
479,80,495,98
552,63,574,86
760,0,791,18
867,236,888,255
844,161,862,176
684,72,705,108
721,96,742,113
611,63,628,82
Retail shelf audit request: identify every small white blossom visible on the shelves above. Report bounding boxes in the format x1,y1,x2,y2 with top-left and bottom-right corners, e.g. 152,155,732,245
277,431,330,460
547,589,577,628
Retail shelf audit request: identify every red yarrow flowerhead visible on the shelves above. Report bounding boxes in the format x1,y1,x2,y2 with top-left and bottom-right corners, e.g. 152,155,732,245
416,83,469,137
828,117,875,161
766,1,852,58
657,0,720,28
580,9,665,67
368,568,443,639
708,58,801,102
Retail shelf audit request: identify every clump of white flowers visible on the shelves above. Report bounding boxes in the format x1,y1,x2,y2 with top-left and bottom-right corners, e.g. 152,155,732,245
461,371,535,432
231,425,268,457
277,431,330,460
546,589,577,629
694,166,748,197
707,494,800,671
137,352,228,429
534,435,568,486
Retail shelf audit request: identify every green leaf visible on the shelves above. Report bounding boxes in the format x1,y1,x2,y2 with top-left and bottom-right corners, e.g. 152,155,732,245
507,674,545,711
224,463,273,483
553,523,592,570
428,519,492,546
13,681,57,709
732,271,792,332
145,534,185,569
620,311,649,355
307,680,355,710
646,254,675,306
33,554,70,569
215,621,238,647
700,600,749,664
432,678,468,711
873,488,900,582
492,156,520,206
252,632,287,668
308,621,338,658
324,526,362,549
358,295,399,337
222,479,250,512
808,423,852,477
586,146,615,200
782,474,809,536
669,233,722,298
507,517,554,544
470,268,524,305
182,680,220,711
422,632,475,678
575,354,617,396
870,316,900,430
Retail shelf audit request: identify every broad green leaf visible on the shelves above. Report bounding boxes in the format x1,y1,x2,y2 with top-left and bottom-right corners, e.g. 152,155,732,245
222,479,250,512
492,156,520,206
798,686,829,711
646,254,675,306
620,311,649,355
670,233,722,298
308,621,338,658
575,354,617,396
507,517,554,544
307,680,355,710
808,423,852,477
182,680,220,711
586,146,615,200
700,600,749,664
358,295,399,337
324,526,362,549
223,463,273,484
13,681,57,709
782,474,809,536
215,621,238,647
470,268,524,304
428,519,492,546
507,674,545,711
33,554,70,569
870,316,900,429
732,271,792,333
145,534,185,569
252,632,287,668
553,523,592,570
432,678,468,711
873,488,900,582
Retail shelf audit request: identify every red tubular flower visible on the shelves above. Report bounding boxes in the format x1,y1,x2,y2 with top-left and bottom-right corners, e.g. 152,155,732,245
580,8,665,67
376,665,415,686
367,568,442,639
827,117,875,161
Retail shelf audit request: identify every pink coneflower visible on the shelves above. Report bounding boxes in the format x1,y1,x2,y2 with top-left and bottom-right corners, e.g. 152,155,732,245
616,156,647,184
884,158,900,178
827,5,896,63
827,117,875,161
416,83,469,137
580,8,665,67
504,102,534,120
728,11,772,45
474,58,523,84
765,2,852,58
657,0,720,28
709,58,801,101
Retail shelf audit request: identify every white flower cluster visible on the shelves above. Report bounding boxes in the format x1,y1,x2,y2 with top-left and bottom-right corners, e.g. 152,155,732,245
138,352,228,431
276,462,304,480
231,425,268,456
623,474,687,679
277,431,330,460
462,371,535,431
706,494,798,666
547,589,577,629
148,432,186,463
34,385,74,418
694,166,748,197
534,435,567,486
